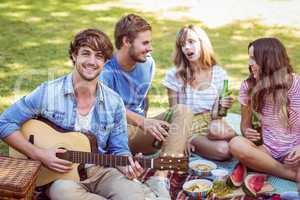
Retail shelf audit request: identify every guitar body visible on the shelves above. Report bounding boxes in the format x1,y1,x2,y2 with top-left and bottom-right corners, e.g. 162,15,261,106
9,119,92,186
8,119,189,186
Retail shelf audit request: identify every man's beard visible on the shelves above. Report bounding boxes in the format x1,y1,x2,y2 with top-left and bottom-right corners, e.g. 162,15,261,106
76,65,100,81
128,46,147,63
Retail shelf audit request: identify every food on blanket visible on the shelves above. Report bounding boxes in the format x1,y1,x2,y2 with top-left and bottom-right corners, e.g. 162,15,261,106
183,179,213,197
242,173,267,197
212,180,234,197
211,169,229,181
191,163,214,171
227,162,247,187
186,182,211,192
189,160,217,176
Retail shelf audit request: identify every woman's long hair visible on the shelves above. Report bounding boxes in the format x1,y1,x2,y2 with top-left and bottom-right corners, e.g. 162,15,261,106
174,25,217,92
246,37,293,126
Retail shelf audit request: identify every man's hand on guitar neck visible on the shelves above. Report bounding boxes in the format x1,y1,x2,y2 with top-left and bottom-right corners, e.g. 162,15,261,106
118,153,144,180
34,147,73,173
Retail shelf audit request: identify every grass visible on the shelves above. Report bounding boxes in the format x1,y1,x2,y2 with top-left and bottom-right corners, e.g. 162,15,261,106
1,0,300,155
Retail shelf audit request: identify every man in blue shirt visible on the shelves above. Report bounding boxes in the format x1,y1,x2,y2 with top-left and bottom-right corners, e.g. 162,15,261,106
0,29,145,200
100,14,193,199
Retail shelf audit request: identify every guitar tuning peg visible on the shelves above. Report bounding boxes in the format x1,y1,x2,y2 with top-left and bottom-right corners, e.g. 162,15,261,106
171,154,175,157
178,153,184,157
163,153,167,157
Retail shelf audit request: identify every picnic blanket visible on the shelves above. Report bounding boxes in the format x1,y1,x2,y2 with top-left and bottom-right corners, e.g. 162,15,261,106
35,113,298,199
139,155,298,200
138,113,298,200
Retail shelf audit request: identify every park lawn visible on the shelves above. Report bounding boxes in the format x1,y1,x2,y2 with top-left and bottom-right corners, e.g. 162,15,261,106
1,0,300,155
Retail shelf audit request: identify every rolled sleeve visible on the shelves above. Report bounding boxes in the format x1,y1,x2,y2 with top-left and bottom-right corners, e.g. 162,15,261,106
0,84,44,139
162,68,181,92
0,121,20,139
107,100,131,156
238,80,250,106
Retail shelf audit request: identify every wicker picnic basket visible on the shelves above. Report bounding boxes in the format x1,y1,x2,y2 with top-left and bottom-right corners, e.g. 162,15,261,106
0,156,41,200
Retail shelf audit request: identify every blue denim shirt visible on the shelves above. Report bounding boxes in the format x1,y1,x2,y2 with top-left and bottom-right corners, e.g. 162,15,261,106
0,73,131,156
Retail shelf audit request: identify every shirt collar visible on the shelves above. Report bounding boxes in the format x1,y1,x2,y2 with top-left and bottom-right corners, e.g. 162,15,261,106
63,73,104,103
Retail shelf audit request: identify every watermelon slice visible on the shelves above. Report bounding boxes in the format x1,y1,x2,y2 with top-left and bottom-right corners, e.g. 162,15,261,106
242,173,268,197
227,162,247,187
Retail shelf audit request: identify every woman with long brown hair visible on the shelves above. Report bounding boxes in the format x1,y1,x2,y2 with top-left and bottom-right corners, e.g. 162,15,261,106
163,25,236,160
230,37,300,189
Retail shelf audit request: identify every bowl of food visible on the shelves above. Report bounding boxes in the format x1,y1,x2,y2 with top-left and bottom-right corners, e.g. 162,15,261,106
211,169,229,181
189,159,217,176
183,179,213,198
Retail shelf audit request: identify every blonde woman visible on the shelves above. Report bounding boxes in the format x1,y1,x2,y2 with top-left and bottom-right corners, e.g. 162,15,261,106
163,25,235,161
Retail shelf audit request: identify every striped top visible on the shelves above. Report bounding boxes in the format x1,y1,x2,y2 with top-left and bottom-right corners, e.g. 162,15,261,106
163,65,228,114
238,74,300,159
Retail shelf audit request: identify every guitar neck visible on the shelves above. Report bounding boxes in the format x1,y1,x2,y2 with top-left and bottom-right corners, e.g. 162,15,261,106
65,151,153,168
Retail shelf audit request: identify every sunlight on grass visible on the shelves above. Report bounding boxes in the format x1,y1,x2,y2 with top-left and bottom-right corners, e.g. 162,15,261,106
81,2,120,11
15,4,32,10
239,22,256,29
231,35,248,41
95,16,117,23
230,54,248,62
48,59,72,67
264,27,298,37
0,93,27,105
22,41,40,48
25,16,42,23
44,38,65,45
50,12,70,17
295,30,300,37
4,11,27,18
0,3,9,9
6,63,24,70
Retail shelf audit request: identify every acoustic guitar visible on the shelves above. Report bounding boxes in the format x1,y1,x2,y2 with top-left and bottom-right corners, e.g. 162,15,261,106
9,119,188,186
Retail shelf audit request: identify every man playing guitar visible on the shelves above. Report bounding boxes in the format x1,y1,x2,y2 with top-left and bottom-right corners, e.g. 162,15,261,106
0,29,145,200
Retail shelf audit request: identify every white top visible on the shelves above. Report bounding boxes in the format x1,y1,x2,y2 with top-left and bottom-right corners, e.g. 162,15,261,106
74,105,95,168
163,65,228,114
74,105,95,132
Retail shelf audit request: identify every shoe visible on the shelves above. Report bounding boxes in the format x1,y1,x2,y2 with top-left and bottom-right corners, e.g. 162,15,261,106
145,176,171,200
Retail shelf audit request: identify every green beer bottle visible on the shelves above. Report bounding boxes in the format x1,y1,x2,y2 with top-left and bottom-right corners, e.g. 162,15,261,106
252,111,263,146
152,109,173,149
218,80,229,117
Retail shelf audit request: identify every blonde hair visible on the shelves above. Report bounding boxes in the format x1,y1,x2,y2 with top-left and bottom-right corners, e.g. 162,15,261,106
174,25,217,91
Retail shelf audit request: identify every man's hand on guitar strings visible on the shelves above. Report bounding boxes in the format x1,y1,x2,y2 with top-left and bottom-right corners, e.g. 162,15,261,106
123,153,144,180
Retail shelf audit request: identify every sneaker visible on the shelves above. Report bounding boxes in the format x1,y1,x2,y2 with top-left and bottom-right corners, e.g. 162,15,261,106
145,176,171,200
